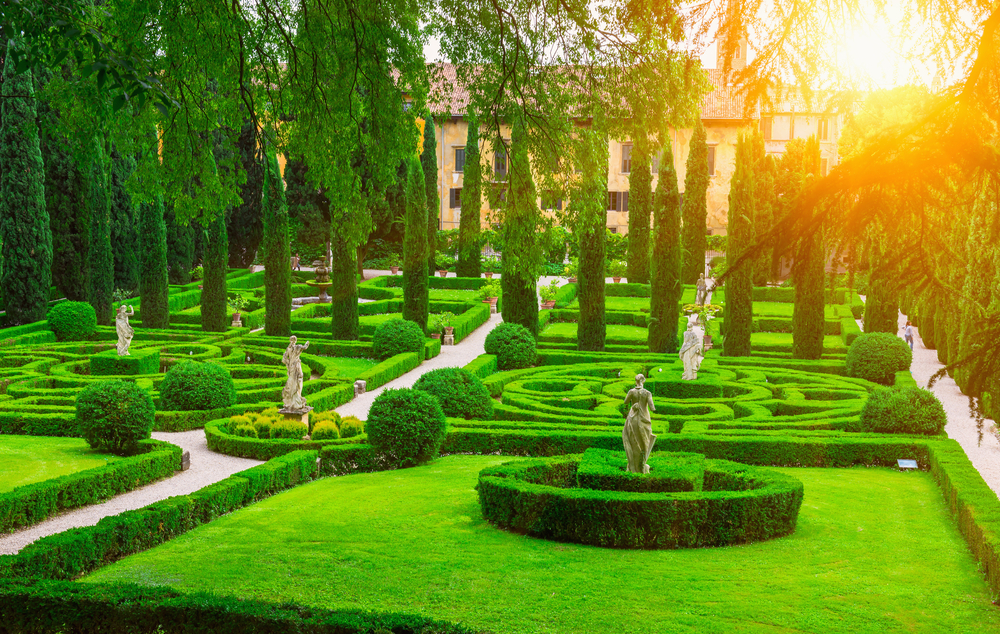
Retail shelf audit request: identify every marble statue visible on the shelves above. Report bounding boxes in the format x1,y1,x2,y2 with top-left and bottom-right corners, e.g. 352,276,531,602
282,335,311,410
679,323,703,380
622,374,657,474
115,305,135,356
695,274,708,306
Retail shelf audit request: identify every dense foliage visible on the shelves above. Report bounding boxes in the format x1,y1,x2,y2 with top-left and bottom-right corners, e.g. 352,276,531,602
137,176,170,329
484,322,536,370
87,139,115,327
792,232,825,359
457,111,482,277
109,148,139,294
681,118,709,285
366,388,447,468
403,155,429,330
500,118,542,337
573,128,608,351
422,116,439,278
413,367,493,419
372,318,425,360
201,201,229,332
852,387,947,435
159,361,237,411
262,152,291,337
846,332,912,385
47,302,97,341
329,237,359,339
722,133,754,357
648,142,681,353
76,380,155,456
626,132,651,285
227,120,264,268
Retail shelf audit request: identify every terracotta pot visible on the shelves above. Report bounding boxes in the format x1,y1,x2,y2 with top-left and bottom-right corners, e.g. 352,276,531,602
567,277,577,283
484,272,494,279
390,266,399,275
444,326,455,335
484,297,498,307
431,333,441,339
438,270,448,277
198,285,203,289
541,300,556,309
612,277,622,283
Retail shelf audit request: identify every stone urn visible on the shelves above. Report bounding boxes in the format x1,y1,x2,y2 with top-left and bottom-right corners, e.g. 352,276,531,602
443,326,455,336
541,300,556,310
438,270,448,277
431,332,441,339
484,271,494,279
612,277,622,283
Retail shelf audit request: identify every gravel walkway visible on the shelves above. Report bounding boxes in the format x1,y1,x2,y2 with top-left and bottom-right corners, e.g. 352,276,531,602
901,312,1000,497
0,430,262,555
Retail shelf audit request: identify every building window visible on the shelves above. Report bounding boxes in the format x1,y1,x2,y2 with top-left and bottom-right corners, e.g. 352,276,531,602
455,148,466,172
494,141,509,181
789,115,796,140
607,191,629,212
621,143,633,173
761,117,772,141
450,188,462,208
706,146,716,176
819,118,829,141
820,158,829,177
542,191,563,211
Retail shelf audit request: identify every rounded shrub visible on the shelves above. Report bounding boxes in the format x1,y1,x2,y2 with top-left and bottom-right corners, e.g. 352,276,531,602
311,421,340,441
158,361,237,410
372,318,425,360
270,420,307,439
846,332,912,385
309,410,341,434
366,388,446,467
76,379,155,456
484,322,536,370
851,386,947,435
47,301,97,341
233,424,258,438
339,415,365,438
413,367,493,419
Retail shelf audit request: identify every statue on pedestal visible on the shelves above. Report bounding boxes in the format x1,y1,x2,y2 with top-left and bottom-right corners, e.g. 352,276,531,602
115,305,135,356
622,374,657,474
282,335,311,410
695,274,708,306
679,323,703,380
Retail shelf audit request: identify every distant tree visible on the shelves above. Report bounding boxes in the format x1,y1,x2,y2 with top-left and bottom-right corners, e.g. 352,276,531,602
109,147,139,294
500,118,542,337
722,133,754,357
201,154,229,333
456,111,482,278
262,151,291,337
165,206,195,285
648,141,681,353
627,131,652,285
330,232,359,339
792,136,825,358
88,138,114,326
681,118,709,285
422,115,439,278
403,155,429,331
285,156,330,260
137,169,170,330
227,119,264,268
573,127,608,351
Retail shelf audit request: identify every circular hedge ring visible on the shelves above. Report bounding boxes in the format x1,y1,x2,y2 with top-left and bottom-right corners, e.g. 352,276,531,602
478,450,804,549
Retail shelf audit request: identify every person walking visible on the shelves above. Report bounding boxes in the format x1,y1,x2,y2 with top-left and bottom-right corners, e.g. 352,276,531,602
290,253,301,271
903,320,914,350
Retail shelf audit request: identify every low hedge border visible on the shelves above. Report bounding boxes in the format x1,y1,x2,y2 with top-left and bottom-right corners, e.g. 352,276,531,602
205,418,366,461
477,452,804,549
0,450,319,581
0,439,181,533
357,352,421,390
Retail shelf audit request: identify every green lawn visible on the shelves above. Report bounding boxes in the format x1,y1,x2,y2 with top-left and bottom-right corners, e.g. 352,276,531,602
752,332,848,352
0,436,121,494
320,356,376,379
429,289,480,302
83,455,1000,634
754,301,842,318
541,322,648,343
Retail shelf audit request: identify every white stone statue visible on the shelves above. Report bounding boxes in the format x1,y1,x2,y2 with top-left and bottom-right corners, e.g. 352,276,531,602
679,323,703,380
622,374,657,474
115,305,135,356
281,335,310,410
695,274,708,306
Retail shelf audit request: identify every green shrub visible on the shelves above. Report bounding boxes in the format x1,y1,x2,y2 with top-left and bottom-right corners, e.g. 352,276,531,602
47,302,97,341
310,410,342,434
484,322,536,370
846,332,912,385
252,418,274,437
852,387,947,435
340,415,365,438
413,367,493,419
311,421,340,441
234,424,258,438
366,388,446,467
76,379,155,456
159,361,237,410
372,318,425,360
270,420,307,439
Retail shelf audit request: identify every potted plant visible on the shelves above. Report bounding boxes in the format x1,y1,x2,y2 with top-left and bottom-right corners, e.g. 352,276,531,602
228,295,249,326
483,256,500,279
440,311,456,337
608,259,627,283
388,253,401,275
479,281,501,307
539,279,560,309
428,315,442,339
564,257,578,283
436,250,452,277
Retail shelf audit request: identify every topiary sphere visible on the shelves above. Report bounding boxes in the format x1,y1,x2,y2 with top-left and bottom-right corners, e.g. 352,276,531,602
852,386,947,435
846,332,912,385
366,388,447,467
158,361,237,411
311,420,340,441
413,367,493,419
47,301,97,341
484,322,536,370
372,318,425,360
76,379,155,455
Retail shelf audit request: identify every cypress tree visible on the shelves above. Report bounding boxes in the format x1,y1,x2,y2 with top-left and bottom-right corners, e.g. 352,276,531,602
722,133,754,357
262,151,291,336
627,134,652,285
791,232,825,358
648,141,682,353
165,205,195,284
753,152,777,286
0,53,53,325
403,155,429,331
329,234,359,339
501,117,541,337
457,112,482,277
681,118,709,284
109,147,139,294
227,120,264,267
137,159,170,329
422,116,439,278
576,129,608,351
201,208,228,331
88,138,114,326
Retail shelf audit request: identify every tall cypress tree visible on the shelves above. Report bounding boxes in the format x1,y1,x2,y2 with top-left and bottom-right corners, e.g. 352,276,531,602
201,203,228,331
422,115,439,278
0,52,53,325
88,138,114,326
501,117,541,337
627,134,652,285
681,118,709,285
263,151,291,336
227,120,264,267
137,166,170,329
792,232,825,358
648,141,682,353
403,155,429,331
575,128,608,351
109,147,139,294
722,133,754,357
330,233,359,339
165,205,195,284
456,112,482,277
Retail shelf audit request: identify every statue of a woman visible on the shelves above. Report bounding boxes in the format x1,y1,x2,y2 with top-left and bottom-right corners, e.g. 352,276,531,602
115,305,135,356
282,335,310,410
622,374,657,474
679,323,703,380
695,273,708,306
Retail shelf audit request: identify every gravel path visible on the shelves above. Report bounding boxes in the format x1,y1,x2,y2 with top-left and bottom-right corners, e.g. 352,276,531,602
901,312,1000,497
0,430,262,555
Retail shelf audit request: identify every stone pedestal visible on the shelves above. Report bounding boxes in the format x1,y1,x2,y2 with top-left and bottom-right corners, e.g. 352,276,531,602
443,334,455,346
354,380,367,396
490,304,497,315
232,315,243,328
181,450,191,471
279,406,313,430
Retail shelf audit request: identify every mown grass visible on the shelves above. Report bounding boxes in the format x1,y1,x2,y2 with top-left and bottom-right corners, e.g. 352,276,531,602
321,356,377,379
83,455,1000,634
541,322,649,343
0,436,121,494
